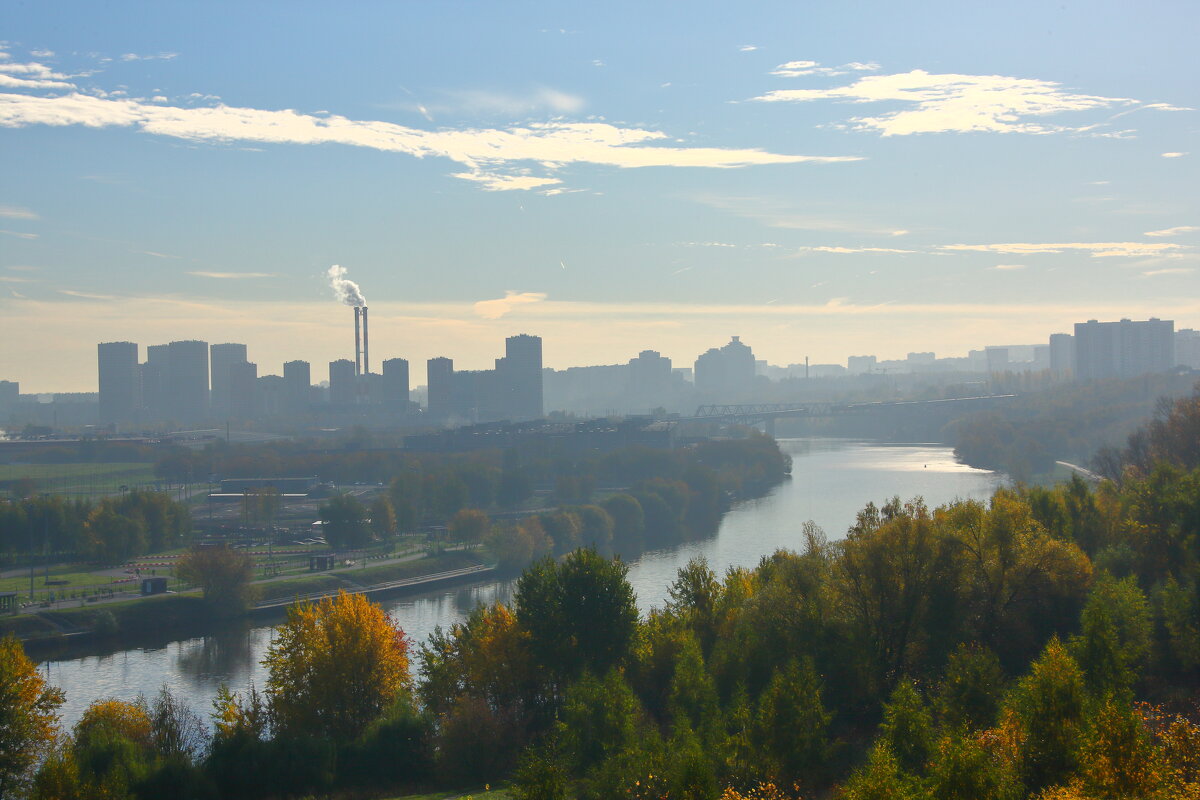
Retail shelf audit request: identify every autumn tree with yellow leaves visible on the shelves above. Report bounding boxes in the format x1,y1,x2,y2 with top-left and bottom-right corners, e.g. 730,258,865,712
264,590,412,740
0,635,65,798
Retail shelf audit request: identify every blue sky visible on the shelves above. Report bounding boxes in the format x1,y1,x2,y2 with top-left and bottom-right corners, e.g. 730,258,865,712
1,1,1197,391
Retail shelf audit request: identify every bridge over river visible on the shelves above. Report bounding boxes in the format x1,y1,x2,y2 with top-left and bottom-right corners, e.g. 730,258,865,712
684,394,1015,436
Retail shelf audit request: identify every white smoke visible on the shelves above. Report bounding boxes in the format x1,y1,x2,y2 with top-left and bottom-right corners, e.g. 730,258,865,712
326,264,366,306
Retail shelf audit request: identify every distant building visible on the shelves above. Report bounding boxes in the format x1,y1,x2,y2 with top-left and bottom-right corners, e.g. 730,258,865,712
426,335,544,423
257,374,285,418
426,357,455,417
283,360,311,415
694,336,755,398
1074,318,1175,380
0,381,18,415
228,361,258,420
847,355,877,375
166,340,209,422
97,341,139,424
985,347,1010,373
210,343,248,419
1049,333,1075,374
499,334,543,421
907,352,936,368
1175,329,1200,369
382,358,410,408
328,359,356,406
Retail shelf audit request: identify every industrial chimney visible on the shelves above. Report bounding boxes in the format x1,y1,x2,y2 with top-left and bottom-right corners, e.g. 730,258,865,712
353,307,362,376
362,306,369,375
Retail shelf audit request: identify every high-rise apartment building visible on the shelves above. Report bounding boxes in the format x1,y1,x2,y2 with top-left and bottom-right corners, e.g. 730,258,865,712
283,360,311,415
500,334,543,421
1049,333,1075,374
1074,318,1175,380
329,359,356,405
694,336,755,398
166,340,209,422
228,361,258,420
1174,329,1200,370
426,357,455,418
382,358,410,408
210,343,248,419
97,341,140,424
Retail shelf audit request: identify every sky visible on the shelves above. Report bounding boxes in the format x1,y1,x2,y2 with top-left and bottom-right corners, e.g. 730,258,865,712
1,0,1197,392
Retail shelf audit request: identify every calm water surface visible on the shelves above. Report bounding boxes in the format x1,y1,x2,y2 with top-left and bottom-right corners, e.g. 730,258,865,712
41,438,1002,726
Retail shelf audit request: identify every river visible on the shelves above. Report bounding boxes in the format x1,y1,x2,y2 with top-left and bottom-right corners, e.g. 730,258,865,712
40,438,1002,726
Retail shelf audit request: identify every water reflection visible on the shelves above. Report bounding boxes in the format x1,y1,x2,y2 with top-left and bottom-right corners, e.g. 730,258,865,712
173,621,259,688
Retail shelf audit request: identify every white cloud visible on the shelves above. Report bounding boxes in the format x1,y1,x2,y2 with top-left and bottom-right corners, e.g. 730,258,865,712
0,80,856,191
769,60,879,78
1144,226,1198,238
991,264,1026,270
0,229,38,239
752,69,1140,136
119,52,179,62
739,45,758,52
59,289,117,300
796,246,916,254
425,87,586,117
0,276,32,283
1162,152,1187,158
0,205,38,220
473,290,547,319
940,242,1186,258
188,271,276,279
1142,267,1194,277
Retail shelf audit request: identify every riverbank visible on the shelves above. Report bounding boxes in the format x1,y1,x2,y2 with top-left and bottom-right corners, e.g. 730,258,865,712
2,550,491,652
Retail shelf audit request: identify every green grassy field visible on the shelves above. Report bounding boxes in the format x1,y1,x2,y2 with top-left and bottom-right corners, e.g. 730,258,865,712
0,461,158,499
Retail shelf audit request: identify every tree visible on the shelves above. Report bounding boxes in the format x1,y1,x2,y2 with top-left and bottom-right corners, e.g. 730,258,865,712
514,549,639,686
1005,637,1087,791
264,590,412,740
754,657,832,788
1070,574,1152,696
602,494,645,552
449,508,490,548
0,636,65,798
319,494,371,549
176,545,255,617
369,495,397,539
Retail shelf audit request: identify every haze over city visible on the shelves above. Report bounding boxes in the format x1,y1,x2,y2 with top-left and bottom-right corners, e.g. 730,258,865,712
2,1,1198,392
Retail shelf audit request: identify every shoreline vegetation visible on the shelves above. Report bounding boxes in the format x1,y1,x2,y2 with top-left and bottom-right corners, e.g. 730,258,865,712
1,433,792,655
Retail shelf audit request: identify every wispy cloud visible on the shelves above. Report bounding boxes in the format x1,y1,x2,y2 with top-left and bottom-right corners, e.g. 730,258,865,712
0,229,38,239
795,246,915,254
693,195,906,236
400,87,587,119
141,250,181,259
769,60,878,78
991,264,1026,270
751,68,1155,136
0,52,857,191
0,204,38,220
58,289,117,300
739,45,759,52
188,271,276,279
473,290,548,319
1162,152,1187,158
118,52,179,62
0,276,33,283
1144,226,1198,238
940,242,1185,258
1142,267,1194,277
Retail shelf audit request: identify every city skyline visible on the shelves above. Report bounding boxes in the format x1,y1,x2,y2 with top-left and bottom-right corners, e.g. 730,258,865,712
2,2,1198,390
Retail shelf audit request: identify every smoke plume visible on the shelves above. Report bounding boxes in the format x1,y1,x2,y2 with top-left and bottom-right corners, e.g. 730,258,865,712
326,264,366,306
